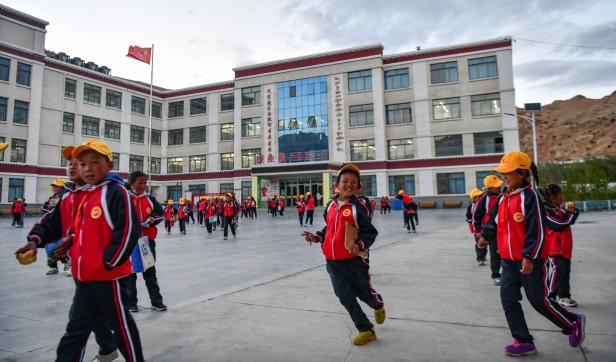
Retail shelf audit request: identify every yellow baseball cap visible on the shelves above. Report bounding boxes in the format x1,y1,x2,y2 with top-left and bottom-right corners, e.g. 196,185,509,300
337,163,360,178
470,187,485,199
226,193,233,197
72,139,113,161
50,178,65,187
493,151,531,174
167,200,173,205
398,190,405,196
0,143,9,152
483,175,503,189
62,146,75,160
299,194,304,198
306,192,312,196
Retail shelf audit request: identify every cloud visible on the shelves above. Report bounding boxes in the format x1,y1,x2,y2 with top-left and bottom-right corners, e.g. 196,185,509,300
515,59,616,88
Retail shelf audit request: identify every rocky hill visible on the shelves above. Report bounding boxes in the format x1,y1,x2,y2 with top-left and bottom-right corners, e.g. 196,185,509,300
517,91,616,161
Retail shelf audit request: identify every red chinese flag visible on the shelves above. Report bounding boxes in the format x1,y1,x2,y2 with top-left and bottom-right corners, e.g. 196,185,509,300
127,45,151,64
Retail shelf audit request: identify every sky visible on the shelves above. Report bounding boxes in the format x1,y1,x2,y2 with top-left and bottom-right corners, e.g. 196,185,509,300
5,0,616,106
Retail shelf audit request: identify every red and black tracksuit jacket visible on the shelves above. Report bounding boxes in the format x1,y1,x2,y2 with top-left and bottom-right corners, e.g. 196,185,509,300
131,193,163,240
223,201,237,217
544,204,579,259
472,193,500,234
465,202,477,234
400,194,417,214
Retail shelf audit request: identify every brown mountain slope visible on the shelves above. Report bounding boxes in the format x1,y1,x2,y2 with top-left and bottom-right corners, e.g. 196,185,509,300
517,91,616,161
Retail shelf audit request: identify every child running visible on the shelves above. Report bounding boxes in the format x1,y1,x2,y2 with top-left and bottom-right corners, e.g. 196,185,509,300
466,187,486,265
478,151,585,357
473,175,504,284
303,164,385,346
164,200,175,234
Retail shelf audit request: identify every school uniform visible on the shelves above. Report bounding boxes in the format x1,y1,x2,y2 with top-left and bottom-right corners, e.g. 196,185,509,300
544,204,579,300
399,194,417,232
380,197,390,214
466,201,487,262
205,202,217,234
278,200,285,216
222,201,237,238
197,200,206,224
164,206,175,234
481,181,578,343
473,193,501,274
297,199,306,226
305,196,315,225
314,195,383,332
178,204,187,234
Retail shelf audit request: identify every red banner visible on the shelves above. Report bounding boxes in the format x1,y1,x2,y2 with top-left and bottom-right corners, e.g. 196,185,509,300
127,45,151,64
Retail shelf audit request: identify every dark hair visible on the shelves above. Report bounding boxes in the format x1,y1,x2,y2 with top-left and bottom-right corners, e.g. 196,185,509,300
516,162,540,186
128,171,147,186
541,184,562,201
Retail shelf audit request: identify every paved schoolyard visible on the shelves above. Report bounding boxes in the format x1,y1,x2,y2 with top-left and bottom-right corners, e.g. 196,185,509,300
1,208,614,361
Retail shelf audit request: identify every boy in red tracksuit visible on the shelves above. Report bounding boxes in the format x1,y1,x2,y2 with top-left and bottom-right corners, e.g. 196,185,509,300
222,193,237,240
18,139,143,362
296,195,306,227
473,175,504,284
396,190,417,233
278,197,285,217
541,184,580,308
303,164,384,346
205,198,217,235
164,200,175,234
305,192,315,226
466,188,486,265
478,151,585,357
12,198,25,227
197,197,206,225
380,196,390,214
177,199,187,235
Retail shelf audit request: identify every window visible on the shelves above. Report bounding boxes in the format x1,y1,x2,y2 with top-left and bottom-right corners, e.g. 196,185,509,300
106,90,122,109
82,116,100,137
151,129,161,145
241,117,262,137
168,129,183,145
475,171,492,189
189,155,207,172
189,126,207,143
13,100,29,124
83,83,101,104
241,86,261,106
167,157,183,173
219,183,234,193
384,68,410,90
60,146,69,167
241,148,261,168
471,93,501,116
437,173,466,194
432,97,461,120
0,97,7,122
167,185,182,201
469,56,498,80
221,93,234,111
10,139,26,163
130,125,145,143
474,131,504,154
129,155,144,172
289,85,297,97
241,180,252,199
388,138,415,160
389,175,415,196
349,104,374,126
350,139,375,161
8,178,24,201
220,123,234,141
150,157,161,174
62,112,75,133
0,136,4,161
104,120,121,139
152,101,162,118
190,97,207,115
131,96,145,114
112,153,120,170
220,152,234,170
360,175,376,196
189,184,206,195
435,134,463,157
386,103,412,124
0,57,9,81
16,62,31,86
64,78,76,99
348,69,372,92
168,101,184,118
430,61,458,84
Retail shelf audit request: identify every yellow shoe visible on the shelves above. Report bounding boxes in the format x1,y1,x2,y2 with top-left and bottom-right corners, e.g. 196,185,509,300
353,329,377,345
374,307,386,325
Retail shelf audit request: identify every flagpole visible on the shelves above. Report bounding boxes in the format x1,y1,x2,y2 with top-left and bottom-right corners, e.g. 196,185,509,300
147,43,154,194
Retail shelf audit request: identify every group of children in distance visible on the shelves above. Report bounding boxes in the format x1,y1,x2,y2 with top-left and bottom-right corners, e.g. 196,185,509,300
466,151,585,357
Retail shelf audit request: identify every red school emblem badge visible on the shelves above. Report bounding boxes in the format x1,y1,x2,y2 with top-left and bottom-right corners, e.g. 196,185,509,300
146,207,152,214
342,209,351,217
91,206,102,219
513,212,524,223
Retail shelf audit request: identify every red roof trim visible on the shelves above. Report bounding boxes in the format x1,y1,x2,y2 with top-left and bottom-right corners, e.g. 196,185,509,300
164,83,235,98
0,163,66,177
0,43,45,63
0,7,47,30
235,47,383,78
383,40,511,65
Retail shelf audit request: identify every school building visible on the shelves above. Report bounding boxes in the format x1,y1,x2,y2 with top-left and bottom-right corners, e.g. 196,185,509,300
0,4,519,207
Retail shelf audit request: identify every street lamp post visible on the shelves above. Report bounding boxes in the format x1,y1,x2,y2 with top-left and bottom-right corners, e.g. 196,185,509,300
504,112,538,166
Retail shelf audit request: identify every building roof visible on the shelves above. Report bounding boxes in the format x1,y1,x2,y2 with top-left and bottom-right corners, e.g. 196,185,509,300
0,4,49,30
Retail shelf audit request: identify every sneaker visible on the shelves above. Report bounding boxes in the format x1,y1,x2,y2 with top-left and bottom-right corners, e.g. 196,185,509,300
492,278,501,286
46,268,59,275
477,261,483,266
224,236,228,240
63,263,70,272
128,306,139,313
66,269,72,277
412,230,417,233
557,297,578,308
568,314,586,348
504,340,537,356
352,329,377,346
151,304,167,312
90,349,119,362
374,307,386,325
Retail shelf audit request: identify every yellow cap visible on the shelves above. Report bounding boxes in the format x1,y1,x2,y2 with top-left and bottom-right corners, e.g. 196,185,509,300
50,178,66,187
492,151,532,174
226,193,233,197
306,192,312,196
483,175,503,189
299,194,304,198
72,139,113,161
337,163,360,178
62,146,75,160
398,190,405,196
167,200,173,205
0,143,8,152
470,187,485,199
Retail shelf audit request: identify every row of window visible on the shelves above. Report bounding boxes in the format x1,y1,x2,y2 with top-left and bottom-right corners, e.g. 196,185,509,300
0,97,29,124
168,117,261,145
167,148,261,173
61,113,162,144
0,57,32,86
0,136,26,163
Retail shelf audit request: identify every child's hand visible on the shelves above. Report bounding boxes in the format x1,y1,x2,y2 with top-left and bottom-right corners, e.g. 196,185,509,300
52,236,73,259
477,237,489,249
565,201,575,212
15,241,37,260
302,231,319,244
520,258,533,275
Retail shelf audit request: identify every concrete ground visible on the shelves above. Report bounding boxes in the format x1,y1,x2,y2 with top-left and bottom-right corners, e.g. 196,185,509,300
0,208,615,361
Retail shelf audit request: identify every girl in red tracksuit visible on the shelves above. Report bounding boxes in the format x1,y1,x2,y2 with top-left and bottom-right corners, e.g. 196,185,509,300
164,201,175,234
205,199,217,235
177,201,187,235
303,164,384,346
296,196,306,227
222,194,237,239
541,184,580,308
479,151,585,357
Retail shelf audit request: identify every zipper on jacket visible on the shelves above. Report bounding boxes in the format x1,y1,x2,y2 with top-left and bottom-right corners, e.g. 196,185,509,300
331,203,339,259
506,197,513,259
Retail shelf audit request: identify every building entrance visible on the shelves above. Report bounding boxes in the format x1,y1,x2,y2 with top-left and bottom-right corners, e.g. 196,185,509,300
279,176,323,206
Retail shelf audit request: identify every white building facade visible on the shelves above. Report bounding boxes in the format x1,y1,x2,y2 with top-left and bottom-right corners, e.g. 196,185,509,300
0,4,518,206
